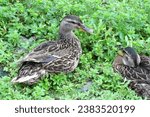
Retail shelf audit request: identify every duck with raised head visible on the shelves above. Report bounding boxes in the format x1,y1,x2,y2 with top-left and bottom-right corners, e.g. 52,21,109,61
11,15,93,85
113,47,150,99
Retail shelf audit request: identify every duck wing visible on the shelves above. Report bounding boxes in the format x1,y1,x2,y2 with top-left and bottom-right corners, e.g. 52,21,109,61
128,57,150,99
114,62,150,81
129,81,150,99
21,41,60,63
12,40,72,85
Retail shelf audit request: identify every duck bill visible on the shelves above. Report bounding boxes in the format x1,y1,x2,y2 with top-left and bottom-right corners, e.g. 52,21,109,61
80,24,93,34
118,50,124,56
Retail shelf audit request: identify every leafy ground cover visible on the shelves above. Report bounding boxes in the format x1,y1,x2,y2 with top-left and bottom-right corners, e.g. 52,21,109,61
0,0,150,100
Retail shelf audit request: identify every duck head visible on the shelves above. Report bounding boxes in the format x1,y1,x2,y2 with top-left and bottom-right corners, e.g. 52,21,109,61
118,47,141,67
59,15,93,34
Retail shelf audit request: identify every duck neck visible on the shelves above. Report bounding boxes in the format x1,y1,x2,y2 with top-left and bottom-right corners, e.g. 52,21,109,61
59,30,76,42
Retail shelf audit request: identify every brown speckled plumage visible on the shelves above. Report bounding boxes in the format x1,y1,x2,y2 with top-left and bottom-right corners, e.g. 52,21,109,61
113,47,150,99
11,15,93,85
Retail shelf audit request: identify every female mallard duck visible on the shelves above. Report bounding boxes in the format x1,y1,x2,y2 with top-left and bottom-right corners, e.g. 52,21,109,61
113,47,150,99
11,15,93,85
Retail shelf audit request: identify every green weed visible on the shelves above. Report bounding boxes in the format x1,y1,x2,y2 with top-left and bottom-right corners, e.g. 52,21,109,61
0,0,149,100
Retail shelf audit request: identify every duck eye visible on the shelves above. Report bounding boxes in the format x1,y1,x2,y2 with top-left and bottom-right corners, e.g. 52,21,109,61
68,21,76,24
77,23,81,26
125,56,129,61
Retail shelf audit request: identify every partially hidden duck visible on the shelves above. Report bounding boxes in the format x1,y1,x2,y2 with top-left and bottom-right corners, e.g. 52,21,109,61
113,47,150,99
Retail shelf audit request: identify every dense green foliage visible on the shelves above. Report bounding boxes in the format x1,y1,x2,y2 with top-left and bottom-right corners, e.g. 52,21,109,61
0,0,150,100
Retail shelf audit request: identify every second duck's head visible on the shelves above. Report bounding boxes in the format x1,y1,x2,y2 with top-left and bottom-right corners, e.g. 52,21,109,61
118,47,141,67
60,15,93,34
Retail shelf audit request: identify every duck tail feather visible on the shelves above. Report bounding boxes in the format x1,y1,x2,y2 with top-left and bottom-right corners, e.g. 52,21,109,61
11,70,46,85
